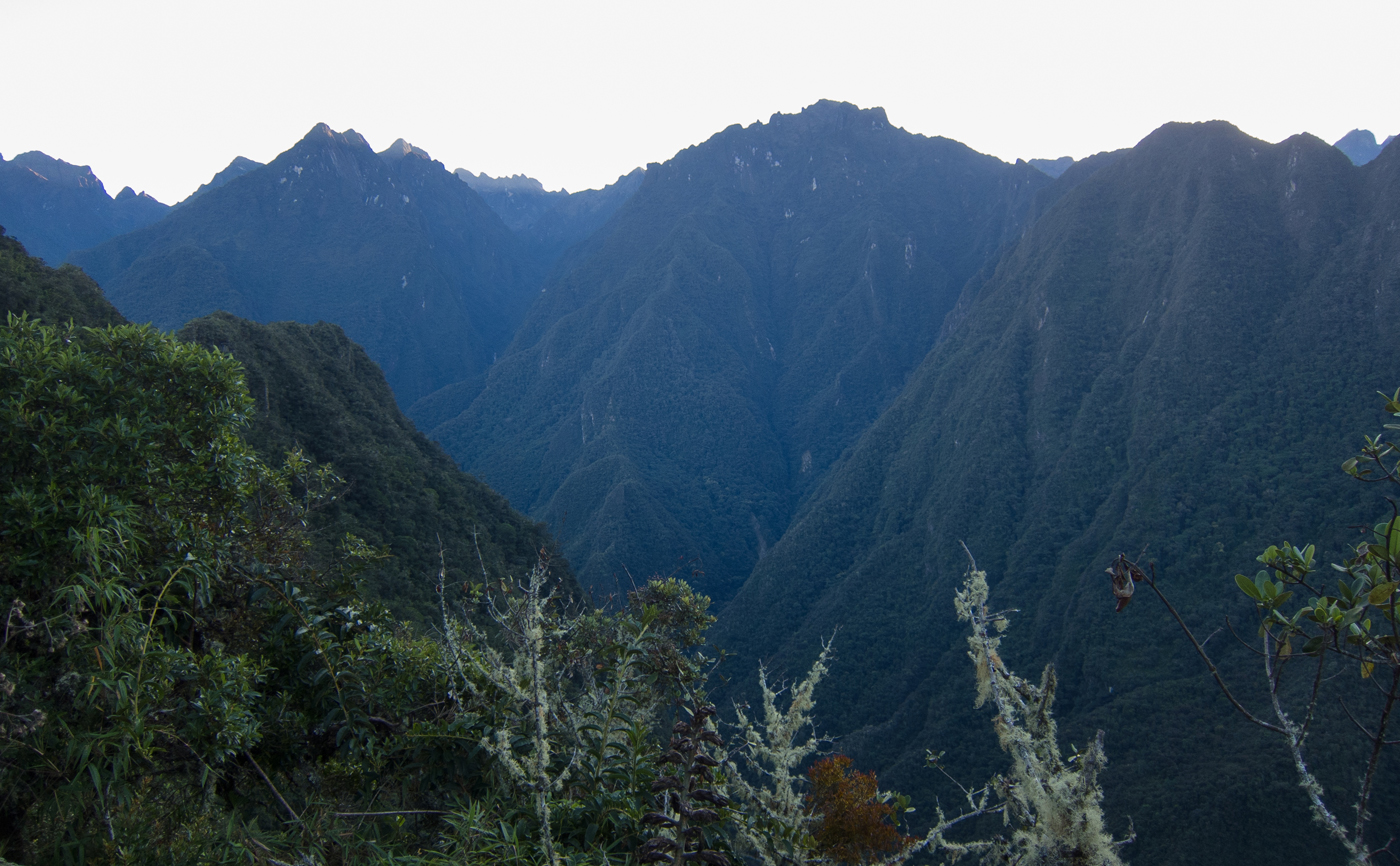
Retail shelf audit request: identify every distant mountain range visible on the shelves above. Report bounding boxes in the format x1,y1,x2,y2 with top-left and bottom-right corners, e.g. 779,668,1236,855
457,165,646,268
0,151,168,265
1028,155,1075,177
1333,128,1396,165
5,106,1399,863
68,125,540,405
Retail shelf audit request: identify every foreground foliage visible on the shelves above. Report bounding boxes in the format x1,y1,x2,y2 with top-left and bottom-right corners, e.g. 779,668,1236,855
1,310,1135,865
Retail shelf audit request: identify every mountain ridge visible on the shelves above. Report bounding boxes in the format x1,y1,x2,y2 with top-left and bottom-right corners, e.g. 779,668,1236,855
0,151,169,265
424,100,1056,602
69,123,538,405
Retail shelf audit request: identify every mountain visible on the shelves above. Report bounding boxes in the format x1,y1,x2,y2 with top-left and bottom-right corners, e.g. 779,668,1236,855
456,166,646,269
456,169,570,232
713,121,1400,865
69,125,537,405
517,168,646,268
421,101,1055,602
179,155,264,205
177,311,576,625
1028,155,1074,177
0,225,571,625
0,151,169,265
0,226,125,327
1333,128,1397,165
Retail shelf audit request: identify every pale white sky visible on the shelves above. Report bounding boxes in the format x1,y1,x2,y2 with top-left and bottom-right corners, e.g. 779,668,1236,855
3,0,1396,204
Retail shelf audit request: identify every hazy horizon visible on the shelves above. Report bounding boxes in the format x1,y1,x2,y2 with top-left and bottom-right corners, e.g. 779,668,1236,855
4,0,1397,203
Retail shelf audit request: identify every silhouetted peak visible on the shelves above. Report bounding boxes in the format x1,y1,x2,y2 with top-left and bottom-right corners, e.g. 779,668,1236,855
379,138,432,164
1333,129,1396,166
179,156,265,206
454,169,552,194
295,124,373,155
8,151,103,190
1029,156,1074,178
767,100,891,133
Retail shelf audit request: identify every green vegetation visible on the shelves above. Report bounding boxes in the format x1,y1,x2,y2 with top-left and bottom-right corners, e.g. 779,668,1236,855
0,310,715,864
1125,388,1400,864
0,305,1130,863
176,311,573,627
7,104,1400,865
0,230,124,328
1,227,570,629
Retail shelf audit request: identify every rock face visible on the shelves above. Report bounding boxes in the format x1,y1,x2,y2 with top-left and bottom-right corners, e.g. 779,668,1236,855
422,100,1053,603
1333,128,1397,165
714,121,1400,866
70,124,538,405
0,151,169,265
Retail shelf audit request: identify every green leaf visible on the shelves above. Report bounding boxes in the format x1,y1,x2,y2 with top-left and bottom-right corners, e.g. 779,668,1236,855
1236,573,1262,600
1368,582,1397,606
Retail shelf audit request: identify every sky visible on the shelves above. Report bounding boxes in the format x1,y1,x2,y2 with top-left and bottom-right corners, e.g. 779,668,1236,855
3,0,1397,204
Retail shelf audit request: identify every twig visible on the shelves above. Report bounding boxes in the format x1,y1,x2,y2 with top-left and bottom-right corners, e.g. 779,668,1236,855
334,810,450,817
245,751,300,824
1142,568,1284,733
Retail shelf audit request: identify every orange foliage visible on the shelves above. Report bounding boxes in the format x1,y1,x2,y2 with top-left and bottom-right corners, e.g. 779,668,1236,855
805,755,913,865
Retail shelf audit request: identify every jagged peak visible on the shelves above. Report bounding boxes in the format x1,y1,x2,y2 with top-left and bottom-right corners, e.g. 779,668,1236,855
178,155,266,207
113,187,163,205
454,168,554,194
380,138,432,164
767,100,891,130
1333,128,1395,166
1028,156,1075,178
224,156,263,173
297,124,372,154
7,151,103,189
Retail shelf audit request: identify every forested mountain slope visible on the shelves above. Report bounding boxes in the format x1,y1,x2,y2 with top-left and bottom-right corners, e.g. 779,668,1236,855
0,227,125,327
1,228,570,626
714,121,1400,865
70,125,537,405
425,101,1054,601
178,312,574,625
0,151,168,265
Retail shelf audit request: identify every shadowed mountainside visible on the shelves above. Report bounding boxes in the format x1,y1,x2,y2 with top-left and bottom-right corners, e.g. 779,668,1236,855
714,121,1400,866
422,100,1056,602
0,152,168,266
70,125,537,405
